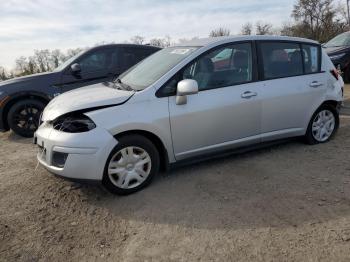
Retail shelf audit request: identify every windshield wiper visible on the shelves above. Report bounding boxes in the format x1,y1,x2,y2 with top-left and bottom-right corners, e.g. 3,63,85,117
112,78,134,91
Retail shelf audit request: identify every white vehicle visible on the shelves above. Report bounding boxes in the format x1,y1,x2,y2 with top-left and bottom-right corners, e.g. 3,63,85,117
35,35,344,195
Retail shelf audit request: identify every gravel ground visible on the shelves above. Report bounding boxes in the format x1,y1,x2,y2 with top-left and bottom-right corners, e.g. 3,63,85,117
1,86,350,262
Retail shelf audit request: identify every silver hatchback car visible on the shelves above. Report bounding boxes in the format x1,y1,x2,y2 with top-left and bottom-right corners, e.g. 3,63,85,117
35,35,344,195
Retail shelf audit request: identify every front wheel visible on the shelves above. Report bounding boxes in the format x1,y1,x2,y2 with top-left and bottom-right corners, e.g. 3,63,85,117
7,99,45,137
305,104,339,145
102,135,160,195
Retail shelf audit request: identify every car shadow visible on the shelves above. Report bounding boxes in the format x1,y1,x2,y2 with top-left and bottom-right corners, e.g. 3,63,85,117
6,131,33,144
76,122,350,231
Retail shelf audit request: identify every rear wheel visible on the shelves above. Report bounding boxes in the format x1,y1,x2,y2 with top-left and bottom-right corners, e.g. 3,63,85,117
102,135,160,195
7,99,44,138
305,104,339,145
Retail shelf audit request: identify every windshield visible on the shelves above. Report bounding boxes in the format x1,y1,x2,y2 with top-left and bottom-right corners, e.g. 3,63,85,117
53,50,85,72
324,32,350,48
119,46,199,90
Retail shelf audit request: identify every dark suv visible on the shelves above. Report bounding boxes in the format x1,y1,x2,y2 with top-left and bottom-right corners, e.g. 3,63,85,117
324,31,350,83
0,44,160,137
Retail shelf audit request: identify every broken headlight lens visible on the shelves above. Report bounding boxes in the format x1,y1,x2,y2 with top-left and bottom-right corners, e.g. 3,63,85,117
52,113,96,133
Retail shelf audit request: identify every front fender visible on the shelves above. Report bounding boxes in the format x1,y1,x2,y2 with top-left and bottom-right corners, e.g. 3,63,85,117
86,97,175,163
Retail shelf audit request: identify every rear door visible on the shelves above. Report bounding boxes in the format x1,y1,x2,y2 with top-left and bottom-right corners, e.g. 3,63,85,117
60,48,118,92
257,41,326,141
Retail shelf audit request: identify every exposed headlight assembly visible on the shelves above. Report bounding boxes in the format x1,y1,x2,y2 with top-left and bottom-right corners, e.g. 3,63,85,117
329,53,346,60
52,113,96,133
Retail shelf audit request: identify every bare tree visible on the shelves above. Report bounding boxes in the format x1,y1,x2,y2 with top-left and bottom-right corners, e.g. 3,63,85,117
347,0,350,25
241,23,253,35
209,27,230,37
149,36,172,47
0,67,8,81
65,48,84,59
256,21,273,35
336,1,350,28
280,22,296,36
15,56,29,75
33,50,51,72
130,35,145,45
50,49,65,68
291,0,346,42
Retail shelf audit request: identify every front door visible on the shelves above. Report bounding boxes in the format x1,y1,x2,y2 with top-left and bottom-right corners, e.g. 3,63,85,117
168,42,262,160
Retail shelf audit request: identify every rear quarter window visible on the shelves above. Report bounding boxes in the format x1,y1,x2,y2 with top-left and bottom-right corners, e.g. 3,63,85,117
302,44,321,74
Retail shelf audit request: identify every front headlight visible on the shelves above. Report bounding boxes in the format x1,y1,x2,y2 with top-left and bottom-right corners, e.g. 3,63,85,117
52,113,96,133
329,53,346,60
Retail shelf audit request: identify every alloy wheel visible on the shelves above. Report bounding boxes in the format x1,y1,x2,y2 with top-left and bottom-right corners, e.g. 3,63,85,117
12,104,41,132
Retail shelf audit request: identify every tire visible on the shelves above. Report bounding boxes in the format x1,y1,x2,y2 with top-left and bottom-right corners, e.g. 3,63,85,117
102,135,160,195
304,104,339,145
7,99,45,137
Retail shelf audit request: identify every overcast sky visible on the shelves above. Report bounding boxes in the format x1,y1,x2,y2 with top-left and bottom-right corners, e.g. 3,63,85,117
0,0,296,69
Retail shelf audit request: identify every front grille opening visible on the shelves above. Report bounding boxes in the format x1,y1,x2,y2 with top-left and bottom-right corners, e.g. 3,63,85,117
52,151,68,168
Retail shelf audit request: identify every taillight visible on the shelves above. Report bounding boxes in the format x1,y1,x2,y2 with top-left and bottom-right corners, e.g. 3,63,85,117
330,69,339,80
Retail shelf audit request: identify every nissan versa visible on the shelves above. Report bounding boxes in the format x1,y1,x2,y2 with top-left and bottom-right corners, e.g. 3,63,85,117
0,44,160,137
34,35,344,195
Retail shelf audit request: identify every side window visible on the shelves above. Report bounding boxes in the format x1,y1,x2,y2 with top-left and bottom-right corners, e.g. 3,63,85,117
302,44,320,74
183,43,253,91
78,49,111,73
260,42,303,79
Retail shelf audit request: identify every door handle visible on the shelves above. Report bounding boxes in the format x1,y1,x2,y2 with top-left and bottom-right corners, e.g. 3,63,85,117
241,91,258,99
309,81,323,88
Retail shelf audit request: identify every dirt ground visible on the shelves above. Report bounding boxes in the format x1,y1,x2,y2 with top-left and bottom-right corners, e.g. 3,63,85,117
1,86,350,262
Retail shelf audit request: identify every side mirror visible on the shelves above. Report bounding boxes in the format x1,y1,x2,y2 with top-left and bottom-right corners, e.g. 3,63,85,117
176,79,199,105
70,63,81,74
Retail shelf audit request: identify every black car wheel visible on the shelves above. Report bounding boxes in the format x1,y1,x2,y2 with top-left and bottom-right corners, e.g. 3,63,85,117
8,99,45,137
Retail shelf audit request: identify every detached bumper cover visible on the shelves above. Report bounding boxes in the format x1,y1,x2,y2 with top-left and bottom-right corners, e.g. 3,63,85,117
35,123,117,181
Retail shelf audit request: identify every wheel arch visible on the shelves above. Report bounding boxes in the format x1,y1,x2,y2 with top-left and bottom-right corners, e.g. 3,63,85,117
2,92,50,130
114,130,170,172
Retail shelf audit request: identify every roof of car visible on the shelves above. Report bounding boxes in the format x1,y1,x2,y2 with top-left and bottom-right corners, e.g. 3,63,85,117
177,35,319,47
89,43,161,50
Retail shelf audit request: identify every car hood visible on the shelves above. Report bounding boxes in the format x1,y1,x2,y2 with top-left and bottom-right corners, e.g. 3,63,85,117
42,82,134,121
0,72,55,87
324,46,350,56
